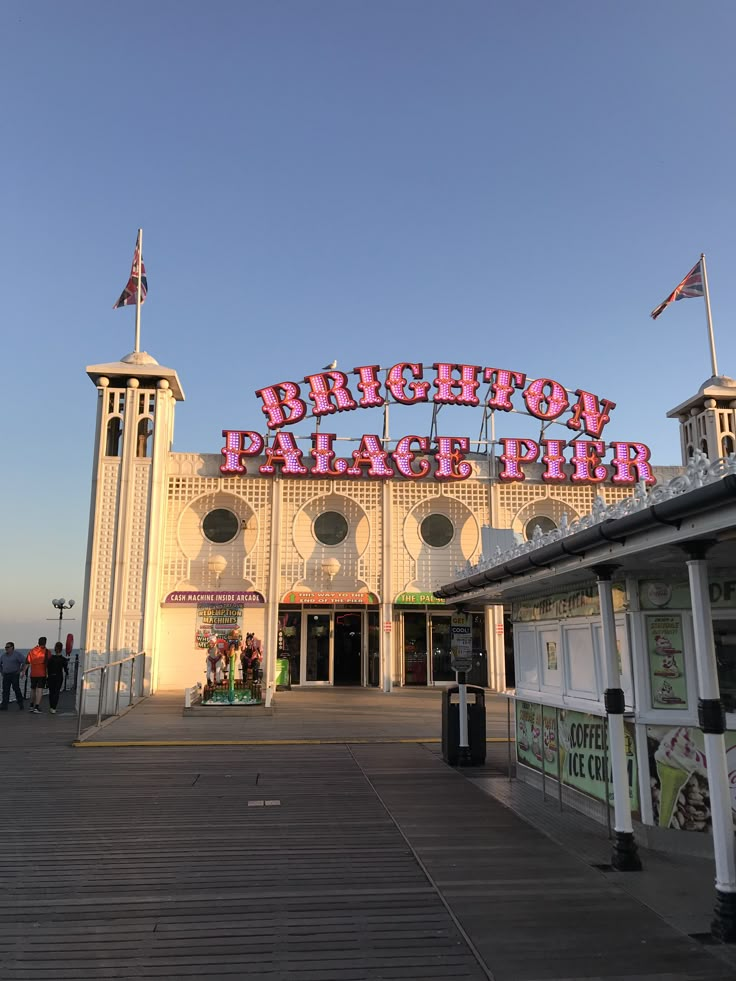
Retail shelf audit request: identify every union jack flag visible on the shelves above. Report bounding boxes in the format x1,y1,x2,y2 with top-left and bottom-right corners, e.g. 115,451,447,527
650,260,703,319
113,240,148,309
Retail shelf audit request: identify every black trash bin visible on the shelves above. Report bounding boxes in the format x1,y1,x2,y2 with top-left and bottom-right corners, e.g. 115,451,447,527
442,685,486,766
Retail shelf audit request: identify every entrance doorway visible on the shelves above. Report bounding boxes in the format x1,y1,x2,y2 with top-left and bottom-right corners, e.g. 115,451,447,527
277,607,379,686
334,612,362,685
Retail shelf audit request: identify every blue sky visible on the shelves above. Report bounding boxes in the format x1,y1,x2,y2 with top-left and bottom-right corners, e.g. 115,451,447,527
2,1,735,645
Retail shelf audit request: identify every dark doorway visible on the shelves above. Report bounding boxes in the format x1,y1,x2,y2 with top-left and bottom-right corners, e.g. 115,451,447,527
334,612,362,685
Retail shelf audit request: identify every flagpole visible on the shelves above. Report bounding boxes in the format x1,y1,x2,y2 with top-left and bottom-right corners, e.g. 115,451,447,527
700,253,718,377
134,228,143,354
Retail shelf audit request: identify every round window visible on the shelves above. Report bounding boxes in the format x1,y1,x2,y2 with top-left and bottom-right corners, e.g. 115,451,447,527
202,508,240,544
525,515,557,541
420,513,454,548
314,511,348,546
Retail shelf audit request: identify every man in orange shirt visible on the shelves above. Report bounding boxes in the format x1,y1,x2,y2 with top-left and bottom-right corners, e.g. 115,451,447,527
25,636,51,714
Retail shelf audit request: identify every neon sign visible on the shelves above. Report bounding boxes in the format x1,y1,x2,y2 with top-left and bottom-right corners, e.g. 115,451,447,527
220,362,654,485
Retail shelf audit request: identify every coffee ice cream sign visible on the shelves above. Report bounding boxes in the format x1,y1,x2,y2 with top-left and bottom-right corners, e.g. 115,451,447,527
220,362,654,485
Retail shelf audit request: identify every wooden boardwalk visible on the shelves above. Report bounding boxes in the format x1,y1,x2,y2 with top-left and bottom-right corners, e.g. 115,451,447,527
2,691,735,980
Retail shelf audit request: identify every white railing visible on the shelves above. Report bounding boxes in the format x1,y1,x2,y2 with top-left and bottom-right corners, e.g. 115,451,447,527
184,681,202,708
76,651,146,740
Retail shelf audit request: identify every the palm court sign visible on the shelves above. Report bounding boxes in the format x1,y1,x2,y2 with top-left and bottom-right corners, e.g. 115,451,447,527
219,361,654,485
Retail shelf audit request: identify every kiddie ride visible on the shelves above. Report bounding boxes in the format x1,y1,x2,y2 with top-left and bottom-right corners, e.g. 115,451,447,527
202,645,263,707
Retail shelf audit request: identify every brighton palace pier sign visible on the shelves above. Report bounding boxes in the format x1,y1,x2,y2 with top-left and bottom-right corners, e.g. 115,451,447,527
219,362,655,485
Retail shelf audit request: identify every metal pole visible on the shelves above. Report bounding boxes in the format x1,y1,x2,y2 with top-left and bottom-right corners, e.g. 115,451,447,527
700,254,719,378
541,709,546,802
507,695,512,782
115,661,123,715
129,656,136,706
76,673,86,740
603,719,612,840
96,667,107,728
556,707,563,812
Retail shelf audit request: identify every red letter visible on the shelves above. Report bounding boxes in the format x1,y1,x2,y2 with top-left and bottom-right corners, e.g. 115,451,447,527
385,363,431,404
310,432,342,476
523,378,569,421
566,390,616,438
220,430,264,474
483,367,526,411
345,434,394,478
304,371,357,417
432,363,481,406
499,438,539,481
434,436,472,481
541,439,567,482
258,432,308,476
255,382,307,429
609,442,655,485
571,440,607,483
392,436,431,479
353,365,385,409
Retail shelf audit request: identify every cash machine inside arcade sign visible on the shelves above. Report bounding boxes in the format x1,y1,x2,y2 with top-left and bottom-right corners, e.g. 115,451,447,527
219,362,654,485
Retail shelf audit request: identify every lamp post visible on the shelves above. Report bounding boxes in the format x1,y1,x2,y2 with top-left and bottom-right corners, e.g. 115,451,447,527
51,598,75,643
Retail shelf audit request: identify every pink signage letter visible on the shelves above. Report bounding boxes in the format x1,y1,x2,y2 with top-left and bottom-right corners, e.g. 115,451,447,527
434,436,472,481
258,432,308,476
345,434,395,478
483,368,527,411
353,365,385,409
432,363,481,406
392,435,431,479
386,363,431,404
220,430,265,475
570,440,607,483
499,438,539,482
609,442,655,485
523,378,570,421
304,371,358,417
309,432,342,476
255,382,307,430
566,390,617,438
540,439,567,482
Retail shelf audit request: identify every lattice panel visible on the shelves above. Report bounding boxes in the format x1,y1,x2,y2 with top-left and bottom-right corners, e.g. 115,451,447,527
123,461,151,614
92,460,121,615
162,470,273,593
279,479,382,595
390,480,492,594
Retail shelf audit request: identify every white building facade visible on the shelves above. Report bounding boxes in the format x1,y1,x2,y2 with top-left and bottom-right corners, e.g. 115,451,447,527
80,351,670,697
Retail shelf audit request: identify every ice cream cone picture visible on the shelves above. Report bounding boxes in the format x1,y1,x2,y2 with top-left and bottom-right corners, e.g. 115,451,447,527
653,727,708,828
656,762,692,828
654,655,681,678
654,634,681,655
518,721,530,751
531,724,542,761
656,680,685,705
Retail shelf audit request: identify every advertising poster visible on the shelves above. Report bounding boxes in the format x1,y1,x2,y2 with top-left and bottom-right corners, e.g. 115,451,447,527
195,603,243,648
516,701,638,811
647,726,736,832
646,614,687,709
546,641,558,671
516,701,544,769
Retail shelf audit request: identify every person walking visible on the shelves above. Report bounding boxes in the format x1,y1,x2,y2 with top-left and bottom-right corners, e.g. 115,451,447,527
47,642,68,714
26,636,51,714
0,642,25,711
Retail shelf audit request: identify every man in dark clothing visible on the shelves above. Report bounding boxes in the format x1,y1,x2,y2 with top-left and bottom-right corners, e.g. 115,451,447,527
47,642,69,714
0,642,25,710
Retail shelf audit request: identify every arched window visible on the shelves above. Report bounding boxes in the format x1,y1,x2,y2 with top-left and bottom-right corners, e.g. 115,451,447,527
722,435,735,457
525,515,557,541
105,417,122,457
136,418,153,458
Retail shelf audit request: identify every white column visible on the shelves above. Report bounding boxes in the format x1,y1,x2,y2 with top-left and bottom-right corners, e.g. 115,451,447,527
686,557,736,904
381,481,393,692
264,477,282,705
596,570,641,870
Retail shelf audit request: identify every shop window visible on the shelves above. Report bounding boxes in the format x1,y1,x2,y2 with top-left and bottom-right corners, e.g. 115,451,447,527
202,508,240,544
713,619,736,713
524,515,556,541
314,511,348,546
420,513,454,548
